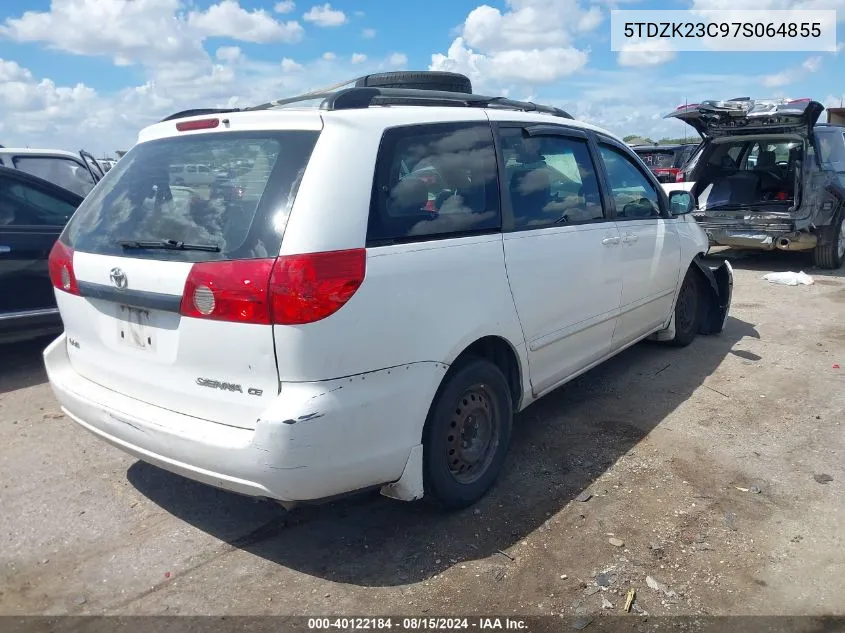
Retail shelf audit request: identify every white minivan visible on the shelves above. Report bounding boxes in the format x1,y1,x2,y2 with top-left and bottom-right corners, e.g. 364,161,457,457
44,72,733,509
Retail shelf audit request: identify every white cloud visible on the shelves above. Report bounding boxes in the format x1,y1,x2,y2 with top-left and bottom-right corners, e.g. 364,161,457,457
0,0,303,68
322,51,337,61
430,0,597,90
215,46,244,63
302,3,347,27
274,0,295,13
351,53,368,64
618,40,676,67
431,37,587,88
281,57,304,72
388,52,409,67
362,28,376,38
187,0,304,43
762,55,822,87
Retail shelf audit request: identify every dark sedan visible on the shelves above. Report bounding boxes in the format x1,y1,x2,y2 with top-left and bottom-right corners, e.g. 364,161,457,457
0,166,82,344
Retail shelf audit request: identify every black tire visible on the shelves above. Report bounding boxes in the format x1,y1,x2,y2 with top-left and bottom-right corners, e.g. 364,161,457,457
355,71,473,94
423,358,512,509
813,210,845,270
668,269,701,347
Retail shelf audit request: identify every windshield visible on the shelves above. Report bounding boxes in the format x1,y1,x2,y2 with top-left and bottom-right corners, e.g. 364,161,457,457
815,129,845,172
62,130,319,262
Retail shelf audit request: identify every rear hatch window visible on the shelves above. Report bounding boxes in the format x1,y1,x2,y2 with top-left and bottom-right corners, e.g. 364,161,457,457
635,150,677,169
63,131,320,261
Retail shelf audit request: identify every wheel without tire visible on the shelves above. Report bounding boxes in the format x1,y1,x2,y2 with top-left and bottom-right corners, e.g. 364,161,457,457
668,269,701,347
423,358,512,509
813,211,845,270
355,71,473,94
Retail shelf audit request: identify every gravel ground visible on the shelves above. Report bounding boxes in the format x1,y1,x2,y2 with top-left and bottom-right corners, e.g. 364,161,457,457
1,249,843,618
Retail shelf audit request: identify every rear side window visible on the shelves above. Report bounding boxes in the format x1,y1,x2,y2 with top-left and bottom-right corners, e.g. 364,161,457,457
62,131,319,262
13,156,95,197
368,122,500,245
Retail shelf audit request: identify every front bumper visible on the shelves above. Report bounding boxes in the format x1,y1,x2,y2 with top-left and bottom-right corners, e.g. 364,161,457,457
43,335,443,503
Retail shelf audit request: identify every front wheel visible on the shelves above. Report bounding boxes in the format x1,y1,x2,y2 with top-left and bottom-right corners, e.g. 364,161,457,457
668,269,701,347
423,359,513,509
814,213,845,270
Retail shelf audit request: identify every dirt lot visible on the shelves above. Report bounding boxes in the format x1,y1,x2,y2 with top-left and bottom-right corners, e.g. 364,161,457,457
1,250,843,618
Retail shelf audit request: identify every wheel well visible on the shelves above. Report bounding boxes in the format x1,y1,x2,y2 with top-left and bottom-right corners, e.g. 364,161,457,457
451,336,522,411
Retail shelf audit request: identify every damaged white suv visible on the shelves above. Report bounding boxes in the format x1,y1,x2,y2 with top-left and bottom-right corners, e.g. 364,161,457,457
44,72,733,510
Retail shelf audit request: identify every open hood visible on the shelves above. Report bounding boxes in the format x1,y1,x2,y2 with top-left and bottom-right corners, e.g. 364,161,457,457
664,97,824,138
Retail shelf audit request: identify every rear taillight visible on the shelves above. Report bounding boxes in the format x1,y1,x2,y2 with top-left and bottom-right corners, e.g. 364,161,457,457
180,259,276,324
675,171,686,182
270,249,366,325
178,249,366,325
48,241,80,295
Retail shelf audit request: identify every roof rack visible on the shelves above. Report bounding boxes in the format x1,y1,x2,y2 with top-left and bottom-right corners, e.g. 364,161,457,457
247,87,573,119
160,86,573,123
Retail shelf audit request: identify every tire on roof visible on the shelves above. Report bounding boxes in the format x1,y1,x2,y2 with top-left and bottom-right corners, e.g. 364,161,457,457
354,71,472,94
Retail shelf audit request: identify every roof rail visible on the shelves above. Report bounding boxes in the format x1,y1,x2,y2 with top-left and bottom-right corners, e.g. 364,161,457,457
159,108,241,122
246,86,573,119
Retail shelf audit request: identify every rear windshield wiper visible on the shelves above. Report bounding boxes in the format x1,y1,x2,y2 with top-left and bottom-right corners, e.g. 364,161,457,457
119,239,221,252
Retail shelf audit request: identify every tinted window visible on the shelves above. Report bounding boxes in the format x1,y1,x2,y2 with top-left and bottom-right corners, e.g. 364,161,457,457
0,177,78,226
598,145,661,219
500,129,603,228
62,131,319,262
13,156,96,197
368,123,500,245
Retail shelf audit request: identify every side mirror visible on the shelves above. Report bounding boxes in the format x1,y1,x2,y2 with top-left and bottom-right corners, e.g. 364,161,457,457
668,190,695,215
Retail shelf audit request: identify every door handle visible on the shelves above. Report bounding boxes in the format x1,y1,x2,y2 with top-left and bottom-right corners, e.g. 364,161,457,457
0,245,10,254
601,237,621,246
622,233,639,244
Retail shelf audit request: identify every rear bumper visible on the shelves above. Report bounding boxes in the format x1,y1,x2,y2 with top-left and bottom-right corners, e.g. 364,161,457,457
44,335,444,503
694,219,816,251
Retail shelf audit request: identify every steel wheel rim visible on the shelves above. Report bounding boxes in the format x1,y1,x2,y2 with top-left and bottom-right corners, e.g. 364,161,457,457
446,385,499,485
837,218,845,259
677,280,696,332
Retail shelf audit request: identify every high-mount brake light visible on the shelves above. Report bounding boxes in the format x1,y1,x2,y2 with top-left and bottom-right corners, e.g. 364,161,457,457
47,241,80,295
178,249,367,325
176,118,220,132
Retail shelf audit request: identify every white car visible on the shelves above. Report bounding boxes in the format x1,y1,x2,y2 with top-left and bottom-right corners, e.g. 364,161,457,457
43,72,733,509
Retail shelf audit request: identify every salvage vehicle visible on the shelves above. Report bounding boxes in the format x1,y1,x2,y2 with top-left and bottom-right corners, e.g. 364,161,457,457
0,166,82,344
664,98,845,269
42,71,733,510
632,143,699,183
0,148,104,198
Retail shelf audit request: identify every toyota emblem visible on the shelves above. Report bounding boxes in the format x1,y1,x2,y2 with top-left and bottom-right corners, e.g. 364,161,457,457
109,267,128,289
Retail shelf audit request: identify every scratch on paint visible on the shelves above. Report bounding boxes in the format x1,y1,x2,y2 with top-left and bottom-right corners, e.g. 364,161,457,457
308,385,343,401
281,411,325,425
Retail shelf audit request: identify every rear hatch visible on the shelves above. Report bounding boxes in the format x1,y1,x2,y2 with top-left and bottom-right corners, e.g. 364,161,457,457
665,98,824,138
49,114,322,429
633,146,686,183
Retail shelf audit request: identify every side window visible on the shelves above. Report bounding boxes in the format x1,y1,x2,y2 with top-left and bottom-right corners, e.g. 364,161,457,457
500,129,604,229
368,123,500,245
0,179,77,226
598,145,661,219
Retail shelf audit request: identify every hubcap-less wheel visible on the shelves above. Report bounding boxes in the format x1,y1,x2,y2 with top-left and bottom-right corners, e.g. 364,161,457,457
837,217,845,260
676,278,697,333
446,385,499,485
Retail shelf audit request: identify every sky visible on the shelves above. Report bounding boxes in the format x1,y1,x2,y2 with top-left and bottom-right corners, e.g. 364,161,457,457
1,0,844,157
